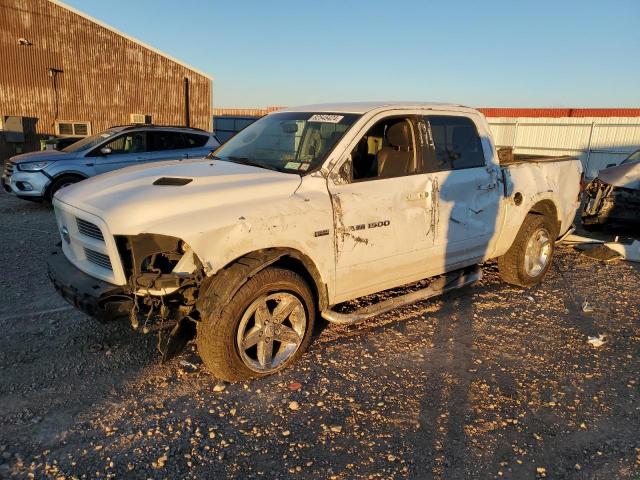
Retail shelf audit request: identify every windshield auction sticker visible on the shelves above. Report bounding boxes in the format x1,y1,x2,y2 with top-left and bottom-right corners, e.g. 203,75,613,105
309,114,344,123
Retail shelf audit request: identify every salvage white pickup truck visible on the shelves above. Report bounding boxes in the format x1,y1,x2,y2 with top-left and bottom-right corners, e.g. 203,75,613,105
48,102,583,381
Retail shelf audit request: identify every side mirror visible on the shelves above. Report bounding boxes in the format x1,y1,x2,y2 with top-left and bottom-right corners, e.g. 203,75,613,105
606,163,616,168
100,147,112,155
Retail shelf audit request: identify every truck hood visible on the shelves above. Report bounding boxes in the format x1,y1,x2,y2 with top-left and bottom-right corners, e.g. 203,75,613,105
11,149,78,163
597,161,640,190
55,159,303,233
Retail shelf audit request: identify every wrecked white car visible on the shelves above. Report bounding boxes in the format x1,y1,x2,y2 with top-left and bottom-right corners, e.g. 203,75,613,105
582,149,640,228
47,102,583,381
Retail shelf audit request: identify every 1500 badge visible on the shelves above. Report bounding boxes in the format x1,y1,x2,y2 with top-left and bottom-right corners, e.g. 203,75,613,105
315,220,390,237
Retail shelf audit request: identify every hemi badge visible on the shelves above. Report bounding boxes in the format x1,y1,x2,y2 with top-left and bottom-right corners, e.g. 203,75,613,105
314,229,330,237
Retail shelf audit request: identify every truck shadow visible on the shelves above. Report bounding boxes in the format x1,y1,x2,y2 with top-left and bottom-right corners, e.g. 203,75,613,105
407,131,500,479
409,296,475,478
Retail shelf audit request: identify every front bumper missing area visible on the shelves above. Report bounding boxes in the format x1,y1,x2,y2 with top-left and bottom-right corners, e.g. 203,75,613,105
47,244,132,322
582,180,640,227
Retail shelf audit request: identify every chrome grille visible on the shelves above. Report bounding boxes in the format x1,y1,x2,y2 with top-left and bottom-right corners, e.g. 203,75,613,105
76,218,104,241
84,248,112,270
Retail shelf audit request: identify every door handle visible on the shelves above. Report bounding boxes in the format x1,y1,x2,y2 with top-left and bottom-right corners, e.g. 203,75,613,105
406,191,429,201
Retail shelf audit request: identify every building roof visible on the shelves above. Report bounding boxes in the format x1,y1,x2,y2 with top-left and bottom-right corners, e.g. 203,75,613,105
478,108,640,118
49,0,212,80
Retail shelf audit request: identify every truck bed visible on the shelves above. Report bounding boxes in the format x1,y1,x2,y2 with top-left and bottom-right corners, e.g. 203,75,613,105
498,148,576,166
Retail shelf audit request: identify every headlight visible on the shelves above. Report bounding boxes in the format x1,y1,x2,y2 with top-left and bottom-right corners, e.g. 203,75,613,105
17,161,51,172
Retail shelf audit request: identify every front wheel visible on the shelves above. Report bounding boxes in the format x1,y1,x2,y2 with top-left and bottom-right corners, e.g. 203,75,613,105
498,214,555,287
196,267,315,382
47,175,82,202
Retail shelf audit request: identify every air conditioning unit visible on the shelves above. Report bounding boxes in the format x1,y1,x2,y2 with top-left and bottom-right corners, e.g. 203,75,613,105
130,113,151,124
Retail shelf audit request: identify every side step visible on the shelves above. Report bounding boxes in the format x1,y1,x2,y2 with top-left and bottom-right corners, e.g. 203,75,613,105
321,266,482,326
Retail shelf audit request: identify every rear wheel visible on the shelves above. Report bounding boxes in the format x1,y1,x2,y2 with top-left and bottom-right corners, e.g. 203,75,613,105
498,213,555,287
196,267,315,382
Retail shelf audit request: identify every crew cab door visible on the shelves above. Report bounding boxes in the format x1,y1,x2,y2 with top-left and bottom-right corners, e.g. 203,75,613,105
419,115,501,268
328,115,436,302
89,131,149,174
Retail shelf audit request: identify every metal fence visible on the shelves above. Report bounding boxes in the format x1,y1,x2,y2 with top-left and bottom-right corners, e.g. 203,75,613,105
488,118,640,177
212,116,258,142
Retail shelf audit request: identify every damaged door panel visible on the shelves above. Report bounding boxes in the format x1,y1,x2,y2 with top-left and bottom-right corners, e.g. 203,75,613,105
419,115,502,268
328,115,437,302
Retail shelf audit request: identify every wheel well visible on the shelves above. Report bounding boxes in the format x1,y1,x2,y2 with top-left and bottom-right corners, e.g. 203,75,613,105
209,248,329,312
271,255,327,311
45,172,86,200
529,200,560,236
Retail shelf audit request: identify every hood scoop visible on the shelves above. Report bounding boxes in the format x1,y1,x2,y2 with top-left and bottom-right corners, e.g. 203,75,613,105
153,177,193,186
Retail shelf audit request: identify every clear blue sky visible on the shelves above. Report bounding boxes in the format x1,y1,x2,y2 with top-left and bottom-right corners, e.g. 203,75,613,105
64,0,640,108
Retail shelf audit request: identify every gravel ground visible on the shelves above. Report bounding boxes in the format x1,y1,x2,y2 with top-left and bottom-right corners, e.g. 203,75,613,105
0,191,639,480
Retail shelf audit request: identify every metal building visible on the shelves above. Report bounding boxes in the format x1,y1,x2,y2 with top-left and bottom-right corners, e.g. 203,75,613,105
0,0,212,161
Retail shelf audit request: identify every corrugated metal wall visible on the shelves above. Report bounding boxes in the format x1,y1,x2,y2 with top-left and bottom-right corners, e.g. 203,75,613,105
488,117,640,177
0,0,212,159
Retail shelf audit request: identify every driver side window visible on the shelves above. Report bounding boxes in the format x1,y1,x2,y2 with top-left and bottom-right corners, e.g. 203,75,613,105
90,132,146,156
350,117,417,181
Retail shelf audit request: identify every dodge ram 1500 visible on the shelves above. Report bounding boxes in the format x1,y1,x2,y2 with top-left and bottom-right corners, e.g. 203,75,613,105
47,102,583,381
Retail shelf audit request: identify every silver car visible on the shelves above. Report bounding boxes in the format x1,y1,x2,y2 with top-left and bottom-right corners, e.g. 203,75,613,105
2,125,220,202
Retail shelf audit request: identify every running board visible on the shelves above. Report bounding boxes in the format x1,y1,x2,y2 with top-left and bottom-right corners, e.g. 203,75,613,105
321,266,482,326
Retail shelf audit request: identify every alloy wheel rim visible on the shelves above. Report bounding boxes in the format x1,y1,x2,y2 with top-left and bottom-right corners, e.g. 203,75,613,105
524,227,552,277
236,292,306,373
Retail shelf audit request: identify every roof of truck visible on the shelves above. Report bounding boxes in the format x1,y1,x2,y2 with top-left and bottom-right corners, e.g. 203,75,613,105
280,102,475,114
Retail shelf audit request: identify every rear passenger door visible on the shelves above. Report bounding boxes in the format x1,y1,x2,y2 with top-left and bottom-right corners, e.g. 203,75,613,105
419,115,501,268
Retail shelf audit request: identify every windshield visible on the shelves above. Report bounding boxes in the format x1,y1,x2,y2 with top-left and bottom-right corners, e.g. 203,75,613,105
209,112,360,173
621,149,640,165
61,128,124,153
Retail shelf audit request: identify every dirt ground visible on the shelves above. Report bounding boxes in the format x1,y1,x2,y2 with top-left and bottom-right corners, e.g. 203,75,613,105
0,191,639,480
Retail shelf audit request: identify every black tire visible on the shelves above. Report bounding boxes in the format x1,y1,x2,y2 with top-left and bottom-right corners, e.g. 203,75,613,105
196,267,316,382
46,175,83,202
498,213,555,288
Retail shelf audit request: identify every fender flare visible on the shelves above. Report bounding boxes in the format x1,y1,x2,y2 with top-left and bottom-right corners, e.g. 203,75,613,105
196,248,328,319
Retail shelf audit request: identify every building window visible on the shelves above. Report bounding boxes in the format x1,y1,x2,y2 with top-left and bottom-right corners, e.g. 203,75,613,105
55,121,91,137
